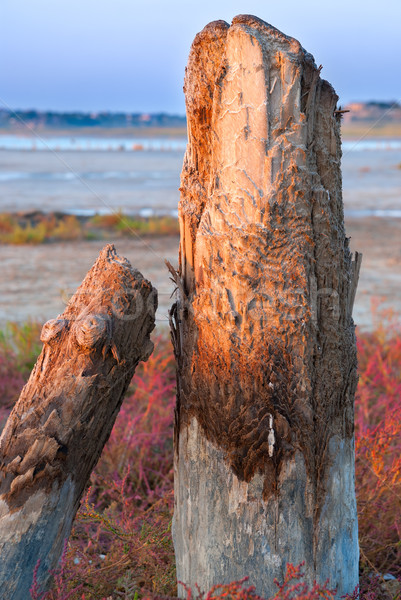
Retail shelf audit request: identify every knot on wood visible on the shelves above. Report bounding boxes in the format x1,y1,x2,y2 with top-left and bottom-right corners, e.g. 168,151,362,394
40,319,68,344
74,314,109,349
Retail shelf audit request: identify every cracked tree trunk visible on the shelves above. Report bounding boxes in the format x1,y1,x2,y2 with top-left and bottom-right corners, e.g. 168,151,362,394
0,244,157,600
171,15,361,598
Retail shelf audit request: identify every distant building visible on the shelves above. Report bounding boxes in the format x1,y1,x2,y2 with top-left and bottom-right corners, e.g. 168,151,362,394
342,101,401,124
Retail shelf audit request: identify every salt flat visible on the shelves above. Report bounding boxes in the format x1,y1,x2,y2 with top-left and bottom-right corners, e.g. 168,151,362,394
0,144,400,215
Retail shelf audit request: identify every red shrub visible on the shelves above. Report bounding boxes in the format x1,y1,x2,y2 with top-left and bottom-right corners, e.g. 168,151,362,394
57,334,177,598
0,316,400,599
171,564,335,600
355,314,401,581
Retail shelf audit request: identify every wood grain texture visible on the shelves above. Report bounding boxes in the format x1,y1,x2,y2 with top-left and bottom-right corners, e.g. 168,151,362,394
171,14,360,597
0,244,157,600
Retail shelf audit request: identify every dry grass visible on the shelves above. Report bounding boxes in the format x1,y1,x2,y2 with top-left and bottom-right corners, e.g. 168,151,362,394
0,211,179,244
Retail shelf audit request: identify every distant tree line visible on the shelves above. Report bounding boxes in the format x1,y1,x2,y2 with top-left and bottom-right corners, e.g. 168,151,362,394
0,109,186,129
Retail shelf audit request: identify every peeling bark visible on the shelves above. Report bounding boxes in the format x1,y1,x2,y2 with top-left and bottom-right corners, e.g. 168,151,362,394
172,15,360,598
0,244,157,600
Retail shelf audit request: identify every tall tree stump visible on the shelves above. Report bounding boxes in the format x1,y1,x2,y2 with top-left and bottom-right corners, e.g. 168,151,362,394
171,15,361,598
0,244,157,600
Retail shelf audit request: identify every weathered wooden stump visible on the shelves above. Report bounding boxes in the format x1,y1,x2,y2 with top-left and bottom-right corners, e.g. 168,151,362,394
171,15,361,598
0,244,157,600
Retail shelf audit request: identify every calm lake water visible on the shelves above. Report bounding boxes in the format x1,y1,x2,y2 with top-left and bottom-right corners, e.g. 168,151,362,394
0,134,400,217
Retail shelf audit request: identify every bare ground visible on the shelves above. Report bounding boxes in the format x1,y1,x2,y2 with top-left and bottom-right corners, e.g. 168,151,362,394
346,217,401,329
0,236,179,330
0,217,400,332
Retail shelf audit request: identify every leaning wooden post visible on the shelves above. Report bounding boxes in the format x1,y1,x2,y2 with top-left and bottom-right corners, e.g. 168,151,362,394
0,244,157,600
170,15,361,598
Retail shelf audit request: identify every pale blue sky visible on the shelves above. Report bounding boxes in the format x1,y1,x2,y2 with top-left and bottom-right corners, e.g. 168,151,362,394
0,0,400,113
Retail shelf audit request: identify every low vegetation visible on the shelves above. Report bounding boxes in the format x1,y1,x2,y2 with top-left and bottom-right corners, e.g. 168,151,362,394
0,211,179,244
0,316,400,599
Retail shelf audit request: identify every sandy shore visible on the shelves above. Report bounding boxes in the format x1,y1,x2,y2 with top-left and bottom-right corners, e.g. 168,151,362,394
1,216,400,332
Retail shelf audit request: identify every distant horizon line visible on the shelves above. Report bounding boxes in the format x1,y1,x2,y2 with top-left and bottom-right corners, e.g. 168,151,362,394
0,107,186,118
1,99,400,117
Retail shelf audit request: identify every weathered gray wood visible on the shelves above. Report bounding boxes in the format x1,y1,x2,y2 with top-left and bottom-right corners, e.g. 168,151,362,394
0,244,157,600
171,15,360,598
